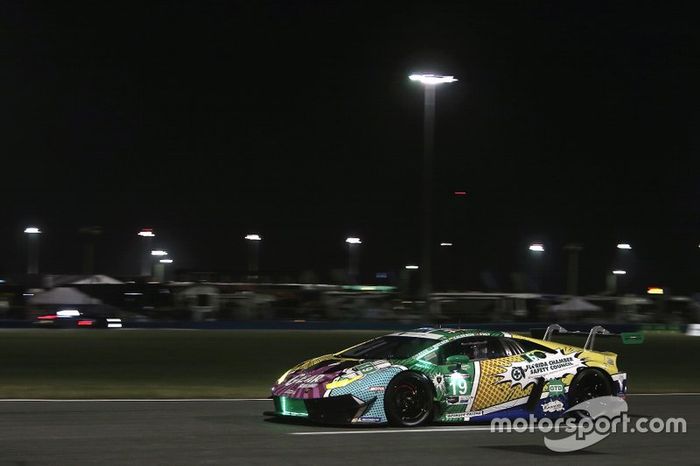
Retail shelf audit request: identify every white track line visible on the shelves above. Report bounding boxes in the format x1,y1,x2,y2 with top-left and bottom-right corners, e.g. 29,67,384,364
291,426,499,435
0,398,270,402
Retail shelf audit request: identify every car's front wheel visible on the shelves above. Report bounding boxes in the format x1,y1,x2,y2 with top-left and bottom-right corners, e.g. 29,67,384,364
568,368,613,407
384,372,433,427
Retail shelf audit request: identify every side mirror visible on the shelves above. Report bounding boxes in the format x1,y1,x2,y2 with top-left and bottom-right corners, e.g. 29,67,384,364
445,354,471,370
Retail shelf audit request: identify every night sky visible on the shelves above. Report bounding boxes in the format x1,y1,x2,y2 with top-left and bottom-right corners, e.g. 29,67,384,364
2,1,699,293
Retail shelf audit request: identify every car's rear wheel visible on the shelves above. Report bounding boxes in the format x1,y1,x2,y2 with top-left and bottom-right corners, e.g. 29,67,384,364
384,372,433,427
568,368,613,407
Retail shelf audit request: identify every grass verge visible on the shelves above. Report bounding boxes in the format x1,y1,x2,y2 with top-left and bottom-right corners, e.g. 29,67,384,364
0,330,696,398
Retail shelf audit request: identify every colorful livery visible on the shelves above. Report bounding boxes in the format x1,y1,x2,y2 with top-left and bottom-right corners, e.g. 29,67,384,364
267,326,635,426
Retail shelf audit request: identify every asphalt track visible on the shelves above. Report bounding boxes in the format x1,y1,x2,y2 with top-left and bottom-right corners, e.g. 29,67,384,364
0,395,697,465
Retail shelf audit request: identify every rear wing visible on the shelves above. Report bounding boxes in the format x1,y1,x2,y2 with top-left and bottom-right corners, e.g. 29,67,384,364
531,324,644,351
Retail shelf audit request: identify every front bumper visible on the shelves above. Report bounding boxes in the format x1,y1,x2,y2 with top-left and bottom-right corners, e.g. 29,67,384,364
270,395,372,424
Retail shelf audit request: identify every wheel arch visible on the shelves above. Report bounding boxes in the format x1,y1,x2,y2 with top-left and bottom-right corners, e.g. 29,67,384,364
568,366,616,403
573,365,615,388
384,369,436,427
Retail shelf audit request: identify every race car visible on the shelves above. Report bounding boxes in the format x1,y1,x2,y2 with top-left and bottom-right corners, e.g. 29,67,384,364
267,325,641,426
33,309,123,328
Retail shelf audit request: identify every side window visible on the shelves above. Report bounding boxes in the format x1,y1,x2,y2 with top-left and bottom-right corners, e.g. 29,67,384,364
440,337,507,363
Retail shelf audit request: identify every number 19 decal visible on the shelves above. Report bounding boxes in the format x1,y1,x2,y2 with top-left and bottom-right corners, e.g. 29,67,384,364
449,376,469,395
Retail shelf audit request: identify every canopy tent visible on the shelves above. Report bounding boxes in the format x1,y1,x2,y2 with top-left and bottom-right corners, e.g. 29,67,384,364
28,287,102,306
549,297,602,313
44,274,124,287
70,275,124,285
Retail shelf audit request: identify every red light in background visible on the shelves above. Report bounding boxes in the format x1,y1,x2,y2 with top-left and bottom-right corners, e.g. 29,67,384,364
453,191,467,196
37,315,57,320
77,320,94,326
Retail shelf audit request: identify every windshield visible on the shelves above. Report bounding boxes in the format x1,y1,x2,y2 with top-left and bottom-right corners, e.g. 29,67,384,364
337,336,437,360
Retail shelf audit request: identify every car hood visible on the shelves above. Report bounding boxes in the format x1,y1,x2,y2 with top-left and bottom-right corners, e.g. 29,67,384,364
272,356,394,399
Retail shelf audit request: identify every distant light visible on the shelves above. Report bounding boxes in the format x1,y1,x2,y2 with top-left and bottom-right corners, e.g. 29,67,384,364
124,292,143,296
529,243,545,252
107,323,123,328
138,229,155,237
159,259,173,264
617,243,632,250
22,293,34,297
57,310,80,317
24,227,41,234
151,250,168,256
612,270,627,275
409,74,458,85
453,191,467,196
375,272,388,279
345,237,362,244
245,234,262,241
405,265,419,270
440,242,453,247
647,287,664,295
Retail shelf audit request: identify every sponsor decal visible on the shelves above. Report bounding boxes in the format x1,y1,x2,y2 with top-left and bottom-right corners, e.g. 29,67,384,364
498,349,586,389
446,409,484,420
326,374,363,390
542,399,565,413
368,386,385,392
446,395,472,405
285,373,326,386
547,379,565,398
355,360,391,375
432,374,446,396
357,416,382,423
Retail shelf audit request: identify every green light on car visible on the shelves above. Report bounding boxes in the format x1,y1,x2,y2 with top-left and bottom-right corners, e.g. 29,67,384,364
275,397,308,417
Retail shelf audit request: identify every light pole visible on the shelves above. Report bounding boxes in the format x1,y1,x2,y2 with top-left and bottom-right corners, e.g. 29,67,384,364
159,259,173,282
409,73,457,304
138,228,155,277
245,234,262,278
151,250,168,281
438,242,453,290
613,243,633,292
611,269,627,295
528,243,545,292
402,265,420,296
345,237,361,283
24,227,41,275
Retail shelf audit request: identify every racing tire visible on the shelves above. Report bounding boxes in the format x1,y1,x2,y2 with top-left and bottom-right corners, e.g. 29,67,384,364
384,371,434,427
568,368,614,408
